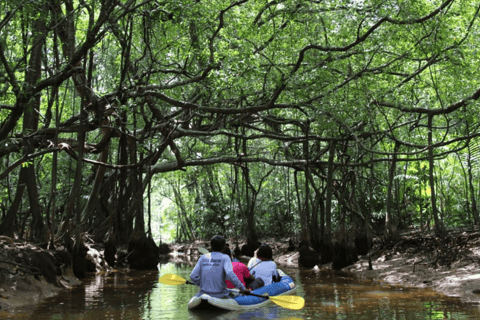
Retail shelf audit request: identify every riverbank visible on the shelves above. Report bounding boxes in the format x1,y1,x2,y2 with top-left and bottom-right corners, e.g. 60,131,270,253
341,228,480,304
0,237,81,310
343,249,480,304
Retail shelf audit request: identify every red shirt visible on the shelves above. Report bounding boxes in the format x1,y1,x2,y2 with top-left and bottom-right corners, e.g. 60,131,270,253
225,262,251,289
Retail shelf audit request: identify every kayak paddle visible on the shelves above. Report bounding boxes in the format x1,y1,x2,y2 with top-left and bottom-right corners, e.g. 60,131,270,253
247,292,305,310
198,247,209,255
228,288,305,310
158,274,305,310
159,273,195,285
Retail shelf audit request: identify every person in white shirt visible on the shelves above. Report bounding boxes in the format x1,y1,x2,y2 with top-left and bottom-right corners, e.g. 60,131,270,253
247,244,281,289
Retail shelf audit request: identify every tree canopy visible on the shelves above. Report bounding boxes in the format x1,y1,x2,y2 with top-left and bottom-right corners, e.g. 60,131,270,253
1,0,480,269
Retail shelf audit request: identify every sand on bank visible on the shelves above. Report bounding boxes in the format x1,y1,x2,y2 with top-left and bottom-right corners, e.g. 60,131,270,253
342,251,480,304
271,231,480,305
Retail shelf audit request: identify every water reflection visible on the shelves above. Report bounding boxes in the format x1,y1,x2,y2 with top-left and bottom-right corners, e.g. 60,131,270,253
1,261,480,319
298,268,480,319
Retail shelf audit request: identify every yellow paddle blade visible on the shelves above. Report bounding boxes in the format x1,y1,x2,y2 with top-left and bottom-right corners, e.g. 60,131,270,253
198,247,209,255
268,295,305,310
159,274,187,285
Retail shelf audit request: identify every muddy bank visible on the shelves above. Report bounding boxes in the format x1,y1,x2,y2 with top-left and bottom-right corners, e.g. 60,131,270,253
0,231,171,311
0,237,81,310
342,228,480,304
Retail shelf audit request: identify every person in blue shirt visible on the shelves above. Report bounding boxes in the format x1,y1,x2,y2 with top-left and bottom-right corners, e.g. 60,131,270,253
190,235,250,298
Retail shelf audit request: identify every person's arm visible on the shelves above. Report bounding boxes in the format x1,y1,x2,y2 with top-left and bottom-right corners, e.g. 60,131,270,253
242,264,254,281
189,256,203,286
247,257,261,269
272,263,281,282
247,258,254,269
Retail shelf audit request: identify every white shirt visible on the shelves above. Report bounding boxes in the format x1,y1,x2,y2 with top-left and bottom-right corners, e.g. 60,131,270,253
247,258,279,286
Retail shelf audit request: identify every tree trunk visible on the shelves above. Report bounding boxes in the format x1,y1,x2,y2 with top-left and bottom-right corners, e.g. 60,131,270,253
324,140,336,243
22,3,48,243
366,158,374,247
129,137,145,236
427,114,445,236
0,171,27,236
116,131,130,244
306,170,322,247
293,170,306,241
385,142,399,242
240,161,274,255
147,169,152,239
242,163,259,250
126,133,160,270
81,141,109,227
467,144,479,224
301,122,311,246
318,140,337,264
240,137,258,255
171,180,195,241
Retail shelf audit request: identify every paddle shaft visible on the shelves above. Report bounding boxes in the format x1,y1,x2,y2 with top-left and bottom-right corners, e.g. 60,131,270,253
247,292,272,300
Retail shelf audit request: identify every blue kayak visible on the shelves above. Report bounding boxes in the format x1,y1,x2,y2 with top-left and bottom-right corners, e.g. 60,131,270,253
187,269,296,311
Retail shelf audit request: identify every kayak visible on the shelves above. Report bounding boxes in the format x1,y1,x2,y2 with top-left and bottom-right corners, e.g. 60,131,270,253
187,269,296,311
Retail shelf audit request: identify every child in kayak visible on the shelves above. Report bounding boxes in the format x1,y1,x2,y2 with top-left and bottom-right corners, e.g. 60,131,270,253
247,244,281,288
190,235,250,298
221,247,255,290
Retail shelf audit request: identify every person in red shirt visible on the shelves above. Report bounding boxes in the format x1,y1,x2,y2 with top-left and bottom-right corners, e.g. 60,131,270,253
222,247,255,289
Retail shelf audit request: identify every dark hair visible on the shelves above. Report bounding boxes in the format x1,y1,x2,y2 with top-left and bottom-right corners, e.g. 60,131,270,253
210,235,226,252
221,246,232,259
257,244,273,260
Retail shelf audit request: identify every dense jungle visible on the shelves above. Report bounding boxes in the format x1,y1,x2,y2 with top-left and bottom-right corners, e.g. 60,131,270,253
1,0,480,304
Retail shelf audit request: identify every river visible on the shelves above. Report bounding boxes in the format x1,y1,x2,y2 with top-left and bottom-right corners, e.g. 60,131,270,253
2,259,480,319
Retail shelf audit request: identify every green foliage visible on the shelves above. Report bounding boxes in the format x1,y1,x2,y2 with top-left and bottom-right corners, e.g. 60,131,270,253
21,161,32,168
1,0,480,244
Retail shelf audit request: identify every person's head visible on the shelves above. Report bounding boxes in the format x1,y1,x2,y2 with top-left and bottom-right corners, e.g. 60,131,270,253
210,235,226,252
221,246,232,260
256,244,273,260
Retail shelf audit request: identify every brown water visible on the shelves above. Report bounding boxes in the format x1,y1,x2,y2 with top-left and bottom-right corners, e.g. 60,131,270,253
2,260,480,319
